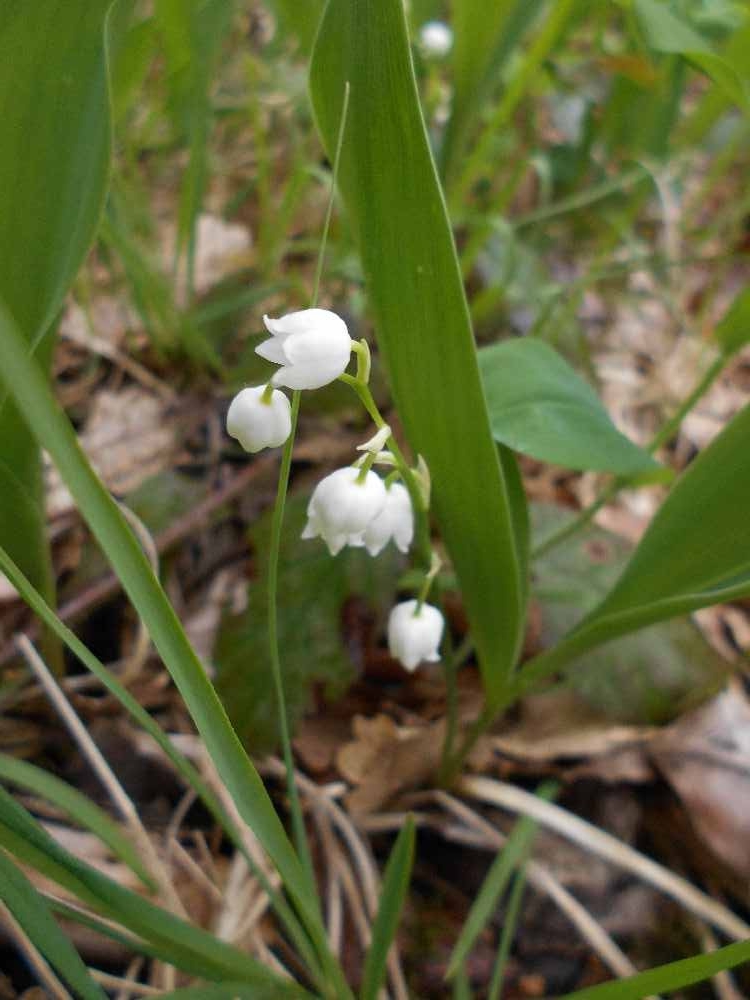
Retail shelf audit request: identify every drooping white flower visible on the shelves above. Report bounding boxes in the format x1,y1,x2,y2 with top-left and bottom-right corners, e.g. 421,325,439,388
362,482,414,556
256,308,353,390
226,385,291,453
387,600,444,671
302,467,387,556
419,20,453,58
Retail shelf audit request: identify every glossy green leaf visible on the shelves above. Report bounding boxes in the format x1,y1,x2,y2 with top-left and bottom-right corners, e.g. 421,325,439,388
715,286,750,357
634,0,750,112
439,0,540,183
515,404,750,697
0,754,155,891
0,787,308,994
562,937,750,999
0,298,325,951
0,0,117,632
0,849,107,1000
359,817,415,1000
310,0,527,707
478,339,659,475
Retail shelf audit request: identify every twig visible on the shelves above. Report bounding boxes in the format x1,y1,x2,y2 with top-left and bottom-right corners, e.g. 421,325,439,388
15,635,185,919
0,899,72,999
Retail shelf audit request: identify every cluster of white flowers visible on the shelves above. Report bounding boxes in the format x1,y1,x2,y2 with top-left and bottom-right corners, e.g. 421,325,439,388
226,308,444,671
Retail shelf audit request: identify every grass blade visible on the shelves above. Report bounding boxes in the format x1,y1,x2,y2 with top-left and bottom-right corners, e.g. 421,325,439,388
487,864,529,1000
0,543,325,986
0,788,310,994
310,0,527,708
0,753,155,891
0,297,325,951
359,816,415,1000
0,848,108,1000
447,789,549,979
0,0,117,657
562,938,750,999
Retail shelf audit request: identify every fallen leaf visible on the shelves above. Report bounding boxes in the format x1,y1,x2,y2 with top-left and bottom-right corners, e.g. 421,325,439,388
650,682,750,876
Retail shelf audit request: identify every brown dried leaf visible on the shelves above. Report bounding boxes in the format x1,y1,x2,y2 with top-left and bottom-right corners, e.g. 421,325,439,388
336,714,444,816
651,682,750,876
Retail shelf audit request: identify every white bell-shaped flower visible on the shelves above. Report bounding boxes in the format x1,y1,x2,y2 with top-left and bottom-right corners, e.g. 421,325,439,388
226,385,291,453
387,600,444,671
362,482,414,556
419,20,453,58
257,308,353,390
302,467,387,556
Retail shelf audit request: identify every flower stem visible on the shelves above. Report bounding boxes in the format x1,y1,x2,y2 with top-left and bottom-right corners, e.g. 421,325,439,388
266,392,318,895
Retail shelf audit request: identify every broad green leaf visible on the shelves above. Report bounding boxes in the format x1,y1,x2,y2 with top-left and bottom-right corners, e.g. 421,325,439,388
310,0,527,706
0,849,107,1000
0,299,326,952
562,937,750,999
359,817,415,1000
0,543,324,985
478,339,659,475
439,0,540,183
447,785,553,978
0,0,117,632
634,0,750,111
532,505,729,723
515,404,750,697
715,287,750,357
0,787,309,995
0,754,155,891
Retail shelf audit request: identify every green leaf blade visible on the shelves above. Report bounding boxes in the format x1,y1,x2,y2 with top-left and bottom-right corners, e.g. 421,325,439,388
310,0,527,706
479,339,659,475
0,849,108,1000
359,817,415,1000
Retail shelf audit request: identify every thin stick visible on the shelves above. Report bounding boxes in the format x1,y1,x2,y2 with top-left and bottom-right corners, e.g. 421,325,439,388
0,899,72,1000
460,775,750,941
15,635,185,918
91,970,162,997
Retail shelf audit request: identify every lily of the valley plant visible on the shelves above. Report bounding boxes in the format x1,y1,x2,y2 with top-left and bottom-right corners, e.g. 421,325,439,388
226,306,444,671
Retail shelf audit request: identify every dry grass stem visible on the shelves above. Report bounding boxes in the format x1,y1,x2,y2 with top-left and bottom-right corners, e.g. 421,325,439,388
459,775,750,941
0,898,73,1000
15,635,185,919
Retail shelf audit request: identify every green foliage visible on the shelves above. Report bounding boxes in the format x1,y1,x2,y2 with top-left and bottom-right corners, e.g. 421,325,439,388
359,817,415,1000
634,0,750,112
0,0,117,640
562,937,750,999
715,286,750,356
517,404,750,695
0,754,156,890
440,0,540,183
479,339,658,475
0,787,310,994
310,0,528,708
532,506,730,723
0,297,326,955
0,849,108,1000
270,0,326,52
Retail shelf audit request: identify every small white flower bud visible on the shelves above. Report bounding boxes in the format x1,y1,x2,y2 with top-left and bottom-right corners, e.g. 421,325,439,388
256,308,353,390
387,600,444,671
226,386,291,453
362,482,414,556
419,21,453,58
301,467,387,556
